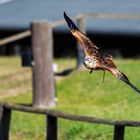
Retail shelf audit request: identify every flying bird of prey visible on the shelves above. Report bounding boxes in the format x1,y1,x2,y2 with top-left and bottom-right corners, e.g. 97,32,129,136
64,12,140,94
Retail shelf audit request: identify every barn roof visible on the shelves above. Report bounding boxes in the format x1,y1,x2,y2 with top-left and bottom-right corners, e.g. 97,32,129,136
0,0,140,35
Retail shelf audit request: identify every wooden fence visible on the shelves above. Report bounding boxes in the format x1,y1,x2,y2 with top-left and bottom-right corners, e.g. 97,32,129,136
1,102,140,140
0,13,140,140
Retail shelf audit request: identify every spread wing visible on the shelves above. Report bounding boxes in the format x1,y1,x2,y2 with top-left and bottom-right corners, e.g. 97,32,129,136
108,67,140,94
64,12,101,60
103,56,140,94
64,12,140,94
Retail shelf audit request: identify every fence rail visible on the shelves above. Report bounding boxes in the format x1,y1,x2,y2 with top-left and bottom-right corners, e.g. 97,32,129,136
0,15,81,46
0,30,31,46
0,102,140,140
82,13,140,20
0,102,140,126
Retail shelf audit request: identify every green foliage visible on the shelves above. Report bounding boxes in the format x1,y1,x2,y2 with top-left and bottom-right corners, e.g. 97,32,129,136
0,57,140,139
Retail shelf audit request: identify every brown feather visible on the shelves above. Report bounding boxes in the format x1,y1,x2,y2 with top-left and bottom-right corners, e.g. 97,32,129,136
72,30,100,57
104,57,116,68
64,12,102,65
104,54,113,60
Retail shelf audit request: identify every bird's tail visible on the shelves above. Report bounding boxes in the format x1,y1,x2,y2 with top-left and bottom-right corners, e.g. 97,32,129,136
108,68,140,94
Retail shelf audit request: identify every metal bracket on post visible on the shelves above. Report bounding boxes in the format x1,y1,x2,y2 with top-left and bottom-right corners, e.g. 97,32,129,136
31,20,56,108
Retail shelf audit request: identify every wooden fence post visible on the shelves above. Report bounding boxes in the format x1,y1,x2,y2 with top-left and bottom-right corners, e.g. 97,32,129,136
31,20,56,108
113,125,125,140
0,107,11,140
76,16,86,69
47,115,57,140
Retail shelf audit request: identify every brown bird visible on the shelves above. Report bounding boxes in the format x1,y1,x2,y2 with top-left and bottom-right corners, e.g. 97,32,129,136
64,12,140,94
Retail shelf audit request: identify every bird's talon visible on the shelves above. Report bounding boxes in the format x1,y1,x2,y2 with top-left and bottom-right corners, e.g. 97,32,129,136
101,71,105,84
90,70,93,74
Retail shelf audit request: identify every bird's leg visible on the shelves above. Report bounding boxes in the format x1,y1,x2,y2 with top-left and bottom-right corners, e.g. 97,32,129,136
101,71,105,84
90,69,93,74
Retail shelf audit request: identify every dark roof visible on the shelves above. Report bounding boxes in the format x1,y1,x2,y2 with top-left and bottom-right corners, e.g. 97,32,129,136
0,0,140,35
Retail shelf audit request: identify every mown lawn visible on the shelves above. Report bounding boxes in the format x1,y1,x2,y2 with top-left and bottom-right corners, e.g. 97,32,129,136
0,57,140,140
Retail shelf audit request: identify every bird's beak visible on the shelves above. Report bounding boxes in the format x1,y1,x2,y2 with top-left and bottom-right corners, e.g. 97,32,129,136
64,12,79,31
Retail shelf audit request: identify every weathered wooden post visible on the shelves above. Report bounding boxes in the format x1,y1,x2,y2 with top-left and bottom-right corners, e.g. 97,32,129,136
0,107,11,140
76,16,86,69
31,20,56,108
113,125,125,140
47,115,57,140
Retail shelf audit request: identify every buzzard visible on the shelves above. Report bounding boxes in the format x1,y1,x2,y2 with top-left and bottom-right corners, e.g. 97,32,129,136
64,12,140,94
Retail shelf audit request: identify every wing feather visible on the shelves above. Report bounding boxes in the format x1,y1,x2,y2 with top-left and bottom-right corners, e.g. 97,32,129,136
104,57,116,68
64,12,101,59
108,68,140,94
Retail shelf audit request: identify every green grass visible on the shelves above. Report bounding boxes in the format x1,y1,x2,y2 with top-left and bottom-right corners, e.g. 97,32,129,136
0,57,140,140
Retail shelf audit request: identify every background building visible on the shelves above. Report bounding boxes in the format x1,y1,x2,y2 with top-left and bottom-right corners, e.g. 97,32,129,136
0,0,140,57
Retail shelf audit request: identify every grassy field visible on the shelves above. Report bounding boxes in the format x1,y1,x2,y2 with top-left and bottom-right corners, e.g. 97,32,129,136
0,57,140,140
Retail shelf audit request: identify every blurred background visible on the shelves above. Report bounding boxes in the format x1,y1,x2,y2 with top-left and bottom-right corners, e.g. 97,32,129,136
0,0,140,58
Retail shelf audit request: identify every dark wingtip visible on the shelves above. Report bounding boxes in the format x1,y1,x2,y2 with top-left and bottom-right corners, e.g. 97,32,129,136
128,82,140,94
119,72,140,94
63,11,79,31
63,11,67,19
